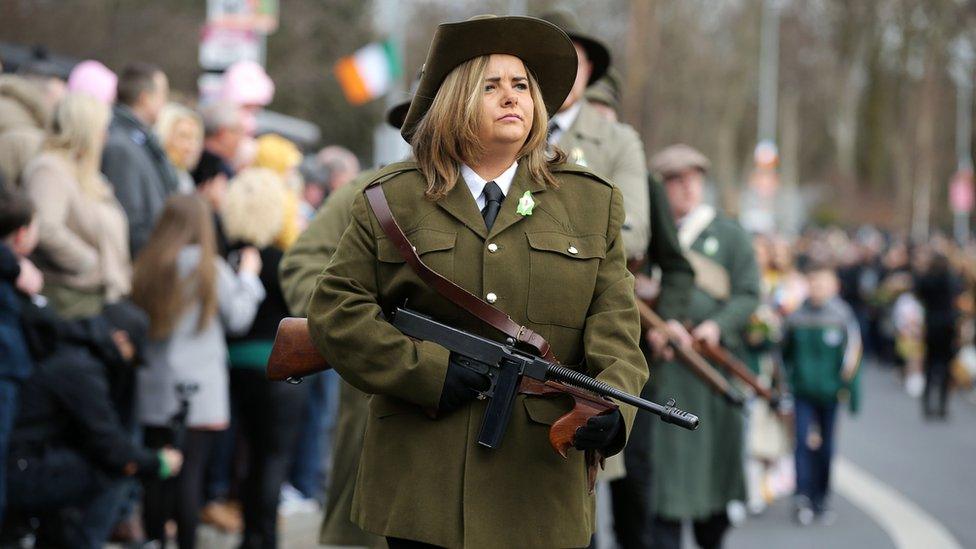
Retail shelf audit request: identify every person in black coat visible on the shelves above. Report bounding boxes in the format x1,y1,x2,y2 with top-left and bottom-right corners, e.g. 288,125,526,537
5,298,183,549
913,250,962,419
0,188,36,527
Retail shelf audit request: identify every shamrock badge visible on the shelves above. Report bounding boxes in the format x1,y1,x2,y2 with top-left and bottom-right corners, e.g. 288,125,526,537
703,236,720,256
516,191,536,216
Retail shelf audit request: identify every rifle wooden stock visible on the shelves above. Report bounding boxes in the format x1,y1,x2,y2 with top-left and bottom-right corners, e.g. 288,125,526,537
266,317,331,381
634,299,745,407
693,342,775,402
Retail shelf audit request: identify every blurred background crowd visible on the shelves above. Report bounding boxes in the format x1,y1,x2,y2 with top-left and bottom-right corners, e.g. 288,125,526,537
0,1,975,548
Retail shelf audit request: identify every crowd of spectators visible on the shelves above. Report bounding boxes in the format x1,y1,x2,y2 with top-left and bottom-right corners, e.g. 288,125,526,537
0,57,357,548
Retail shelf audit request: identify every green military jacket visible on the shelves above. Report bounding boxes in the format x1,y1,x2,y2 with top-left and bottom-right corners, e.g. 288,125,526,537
651,213,759,519
280,171,375,317
279,170,383,547
556,101,650,260
306,160,648,548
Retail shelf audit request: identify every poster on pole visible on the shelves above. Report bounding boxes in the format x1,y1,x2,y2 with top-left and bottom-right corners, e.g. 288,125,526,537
199,25,263,71
207,0,279,33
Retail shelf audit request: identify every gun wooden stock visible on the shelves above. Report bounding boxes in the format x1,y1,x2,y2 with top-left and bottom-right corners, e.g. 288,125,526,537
693,341,775,402
634,299,745,407
266,317,331,381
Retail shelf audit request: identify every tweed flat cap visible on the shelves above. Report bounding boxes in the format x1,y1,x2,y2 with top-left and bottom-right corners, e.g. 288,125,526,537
649,144,711,179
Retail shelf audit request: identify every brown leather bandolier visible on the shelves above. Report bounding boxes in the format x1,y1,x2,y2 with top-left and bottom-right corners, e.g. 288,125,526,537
364,183,615,491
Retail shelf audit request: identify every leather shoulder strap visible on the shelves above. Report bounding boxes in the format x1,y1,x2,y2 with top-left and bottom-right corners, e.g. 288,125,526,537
364,184,557,362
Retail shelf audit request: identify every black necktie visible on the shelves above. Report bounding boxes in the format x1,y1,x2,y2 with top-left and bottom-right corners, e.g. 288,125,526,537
481,181,504,230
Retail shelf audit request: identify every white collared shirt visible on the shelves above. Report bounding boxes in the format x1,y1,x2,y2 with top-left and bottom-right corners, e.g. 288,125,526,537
460,161,519,210
547,101,583,145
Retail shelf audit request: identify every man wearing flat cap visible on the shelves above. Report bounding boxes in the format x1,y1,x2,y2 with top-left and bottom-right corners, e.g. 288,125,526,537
648,144,759,549
539,9,651,263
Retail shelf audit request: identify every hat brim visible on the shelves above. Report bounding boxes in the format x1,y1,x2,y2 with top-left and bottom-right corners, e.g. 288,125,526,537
401,16,578,141
386,100,410,129
568,34,610,85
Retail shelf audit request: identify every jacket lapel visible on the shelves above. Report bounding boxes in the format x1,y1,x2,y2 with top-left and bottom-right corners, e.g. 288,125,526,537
435,174,488,239
487,163,546,239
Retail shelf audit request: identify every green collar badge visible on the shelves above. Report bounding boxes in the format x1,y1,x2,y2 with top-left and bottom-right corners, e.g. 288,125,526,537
516,191,536,216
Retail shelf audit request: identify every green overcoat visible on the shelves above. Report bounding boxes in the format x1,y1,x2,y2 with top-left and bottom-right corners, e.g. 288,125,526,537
306,160,648,548
556,101,650,260
278,170,384,547
651,213,759,519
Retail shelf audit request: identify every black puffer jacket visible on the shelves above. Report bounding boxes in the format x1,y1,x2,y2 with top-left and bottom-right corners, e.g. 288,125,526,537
10,299,160,478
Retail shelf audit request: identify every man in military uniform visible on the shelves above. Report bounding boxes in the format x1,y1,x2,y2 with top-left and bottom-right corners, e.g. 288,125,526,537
583,71,696,548
279,101,412,548
648,144,760,549
539,9,651,261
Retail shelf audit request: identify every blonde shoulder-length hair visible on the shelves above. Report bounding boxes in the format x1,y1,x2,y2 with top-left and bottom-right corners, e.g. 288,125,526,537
45,92,112,198
410,55,565,201
156,102,203,168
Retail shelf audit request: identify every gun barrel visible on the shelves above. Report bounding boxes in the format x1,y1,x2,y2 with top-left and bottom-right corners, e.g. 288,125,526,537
545,362,699,430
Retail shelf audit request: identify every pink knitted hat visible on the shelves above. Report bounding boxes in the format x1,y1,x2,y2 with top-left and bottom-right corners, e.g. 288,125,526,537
221,60,274,107
67,60,117,105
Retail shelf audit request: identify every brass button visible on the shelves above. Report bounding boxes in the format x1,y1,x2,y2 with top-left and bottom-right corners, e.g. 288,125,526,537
486,292,498,303
487,243,498,253
568,245,579,255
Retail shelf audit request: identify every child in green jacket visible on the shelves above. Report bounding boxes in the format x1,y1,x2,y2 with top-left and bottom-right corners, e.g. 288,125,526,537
782,266,862,525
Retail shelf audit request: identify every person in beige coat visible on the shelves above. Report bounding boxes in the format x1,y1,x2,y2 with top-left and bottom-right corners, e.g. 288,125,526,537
22,93,131,318
0,75,49,187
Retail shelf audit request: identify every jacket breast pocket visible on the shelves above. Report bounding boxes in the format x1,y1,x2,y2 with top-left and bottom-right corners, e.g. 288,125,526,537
526,231,605,329
376,228,457,281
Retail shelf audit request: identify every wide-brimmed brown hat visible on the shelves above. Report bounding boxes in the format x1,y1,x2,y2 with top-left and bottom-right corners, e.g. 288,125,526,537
539,9,611,85
400,15,577,140
649,144,712,180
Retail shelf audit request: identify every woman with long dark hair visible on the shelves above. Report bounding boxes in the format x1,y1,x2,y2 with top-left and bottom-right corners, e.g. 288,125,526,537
131,194,264,548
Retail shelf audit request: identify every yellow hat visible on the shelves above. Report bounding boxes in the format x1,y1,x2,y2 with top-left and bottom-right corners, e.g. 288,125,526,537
254,134,301,176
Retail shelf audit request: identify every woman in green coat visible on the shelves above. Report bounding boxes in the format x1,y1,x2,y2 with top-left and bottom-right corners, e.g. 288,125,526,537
306,15,648,549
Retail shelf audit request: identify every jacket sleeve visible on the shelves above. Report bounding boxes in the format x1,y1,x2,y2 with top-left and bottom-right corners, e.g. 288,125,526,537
24,164,100,274
306,192,450,409
50,355,160,477
279,181,358,316
101,142,150,255
215,257,266,336
584,186,650,455
647,178,694,321
609,126,651,260
711,226,761,339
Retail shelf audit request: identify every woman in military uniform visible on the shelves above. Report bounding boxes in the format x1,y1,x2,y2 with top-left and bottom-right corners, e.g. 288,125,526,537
306,15,648,548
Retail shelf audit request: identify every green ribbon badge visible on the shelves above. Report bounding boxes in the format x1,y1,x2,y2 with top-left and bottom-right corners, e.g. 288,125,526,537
516,191,536,216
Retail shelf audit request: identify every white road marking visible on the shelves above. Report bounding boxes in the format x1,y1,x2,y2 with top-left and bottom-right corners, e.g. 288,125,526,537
834,457,961,549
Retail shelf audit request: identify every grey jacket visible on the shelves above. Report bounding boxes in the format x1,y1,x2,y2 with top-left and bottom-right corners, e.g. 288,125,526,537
136,246,264,428
101,105,179,256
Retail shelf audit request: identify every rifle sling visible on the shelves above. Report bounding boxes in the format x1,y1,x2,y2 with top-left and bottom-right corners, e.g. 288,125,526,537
364,184,558,363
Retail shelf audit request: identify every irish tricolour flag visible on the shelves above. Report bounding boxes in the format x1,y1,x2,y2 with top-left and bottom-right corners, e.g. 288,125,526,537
334,40,402,105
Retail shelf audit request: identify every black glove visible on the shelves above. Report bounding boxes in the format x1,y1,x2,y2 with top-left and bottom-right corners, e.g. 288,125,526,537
438,353,491,413
573,410,624,454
